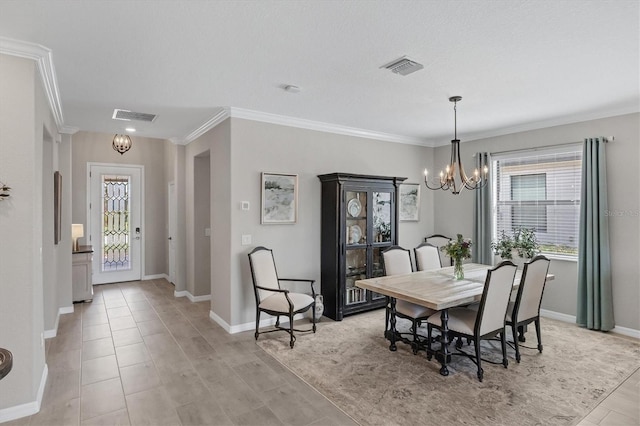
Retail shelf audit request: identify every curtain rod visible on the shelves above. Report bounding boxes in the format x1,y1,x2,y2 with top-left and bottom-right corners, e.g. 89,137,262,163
490,136,614,156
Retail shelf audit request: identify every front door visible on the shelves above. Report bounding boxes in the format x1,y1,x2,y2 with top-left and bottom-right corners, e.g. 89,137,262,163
89,164,143,284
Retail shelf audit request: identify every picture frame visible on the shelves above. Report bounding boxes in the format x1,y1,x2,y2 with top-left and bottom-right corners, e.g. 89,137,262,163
261,172,298,224
399,183,420,222
54,171,62,244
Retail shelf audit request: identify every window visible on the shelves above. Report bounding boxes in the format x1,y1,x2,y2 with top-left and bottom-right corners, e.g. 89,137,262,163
493,145,582,257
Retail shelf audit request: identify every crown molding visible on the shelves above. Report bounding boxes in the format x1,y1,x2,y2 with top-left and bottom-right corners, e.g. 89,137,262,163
178,106,429,146
0,37,74,135
229,107,429,146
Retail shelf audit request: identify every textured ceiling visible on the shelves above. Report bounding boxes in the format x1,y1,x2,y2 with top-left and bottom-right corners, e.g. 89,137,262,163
0,0,638,146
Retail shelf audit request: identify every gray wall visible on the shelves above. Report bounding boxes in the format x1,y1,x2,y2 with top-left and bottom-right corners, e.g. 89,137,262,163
194,154,211,297
227,117,433,326
0,53,66,411
432,113,640,330
71,132,168,277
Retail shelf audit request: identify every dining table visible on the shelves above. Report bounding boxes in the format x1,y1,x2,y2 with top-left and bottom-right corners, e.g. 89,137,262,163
355,262,554,376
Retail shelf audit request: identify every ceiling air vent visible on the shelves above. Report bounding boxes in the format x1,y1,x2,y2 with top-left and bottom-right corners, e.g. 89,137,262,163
112,109,157,122
380,56,424,76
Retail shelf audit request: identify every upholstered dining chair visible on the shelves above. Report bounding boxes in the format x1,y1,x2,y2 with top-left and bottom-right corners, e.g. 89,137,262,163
381,246,436,351
424,234,453,266
506,255,551,362
248,246,316,348
426,261,517,382
414,242,442,271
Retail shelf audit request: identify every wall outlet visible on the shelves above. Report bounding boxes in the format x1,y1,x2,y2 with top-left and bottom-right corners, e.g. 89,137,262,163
241,234,252,245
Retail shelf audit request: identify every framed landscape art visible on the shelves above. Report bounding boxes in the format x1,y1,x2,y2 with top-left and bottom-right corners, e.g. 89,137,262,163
399,183,420,221
261,172,298,224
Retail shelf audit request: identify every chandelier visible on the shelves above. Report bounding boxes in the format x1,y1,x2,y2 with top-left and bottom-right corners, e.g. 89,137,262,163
424,96,488,194
112,134,132,155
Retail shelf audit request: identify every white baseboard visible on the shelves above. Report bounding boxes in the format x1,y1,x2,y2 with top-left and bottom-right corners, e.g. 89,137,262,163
174,290,211,303
43,306,75,339
0,364,48,423
209,310,306,334
540,309,640,339
143,273,169,281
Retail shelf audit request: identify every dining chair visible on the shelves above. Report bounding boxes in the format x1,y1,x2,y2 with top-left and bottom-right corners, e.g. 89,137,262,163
424,234,453,266
381,246,436,352
506,255,551,362
414,242,442,271
426,260,517,382
248,246,316,348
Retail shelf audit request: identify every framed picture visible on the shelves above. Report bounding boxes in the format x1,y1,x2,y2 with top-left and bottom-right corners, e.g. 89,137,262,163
54,171,62,244
399,183,420,222
261,172,298,224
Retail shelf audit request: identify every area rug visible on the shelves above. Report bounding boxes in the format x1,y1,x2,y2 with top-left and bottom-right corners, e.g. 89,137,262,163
256,310,639,426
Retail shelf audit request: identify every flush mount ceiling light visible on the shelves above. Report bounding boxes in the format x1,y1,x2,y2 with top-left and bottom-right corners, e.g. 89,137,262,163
380,56,424,76
112,134,132,155
284,85,301,93
424,96,488,194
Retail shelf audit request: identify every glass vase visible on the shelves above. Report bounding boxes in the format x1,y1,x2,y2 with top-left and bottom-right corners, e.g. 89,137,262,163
454,259,464,280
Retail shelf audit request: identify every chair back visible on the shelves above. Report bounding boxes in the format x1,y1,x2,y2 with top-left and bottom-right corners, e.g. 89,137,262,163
513,255,550,322
414,242,441,271
425,234,453,266
476,261,517,336
382,246,413,276
248,246,280,302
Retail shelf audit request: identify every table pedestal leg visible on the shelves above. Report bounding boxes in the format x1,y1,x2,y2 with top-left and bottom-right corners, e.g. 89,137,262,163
386,297,397,352
436,309,450,376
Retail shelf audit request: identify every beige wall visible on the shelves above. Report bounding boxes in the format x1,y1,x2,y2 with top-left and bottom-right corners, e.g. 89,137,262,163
194,154,211,296
71,132,168,277
432,113,640,330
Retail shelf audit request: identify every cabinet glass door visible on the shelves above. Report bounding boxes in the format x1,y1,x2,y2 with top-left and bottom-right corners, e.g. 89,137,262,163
370,247,386,300
372,191,392,243
345,248,367,305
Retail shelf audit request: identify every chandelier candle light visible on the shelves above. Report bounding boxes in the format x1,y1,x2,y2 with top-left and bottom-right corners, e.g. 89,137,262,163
424,96,489,194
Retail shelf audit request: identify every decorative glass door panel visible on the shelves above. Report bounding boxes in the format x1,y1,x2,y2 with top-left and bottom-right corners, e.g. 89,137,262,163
371,247,386,300
89,164,142,284
102,175,131,272
345,248,367,305
372,191,392,243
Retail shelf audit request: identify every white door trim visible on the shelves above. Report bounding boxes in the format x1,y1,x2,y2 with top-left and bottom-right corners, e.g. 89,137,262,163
168,181,176,284
87,162,145,283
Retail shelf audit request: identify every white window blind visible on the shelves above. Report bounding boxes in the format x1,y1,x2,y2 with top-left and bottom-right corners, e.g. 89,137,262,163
492,144,582,257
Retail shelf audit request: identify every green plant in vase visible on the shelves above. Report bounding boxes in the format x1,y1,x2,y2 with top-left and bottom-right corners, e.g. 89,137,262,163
491,227,540,263
442,234,472,280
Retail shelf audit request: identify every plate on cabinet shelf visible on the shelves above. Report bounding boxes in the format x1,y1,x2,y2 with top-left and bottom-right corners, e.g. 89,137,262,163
348,224,362,244
347,198,362,217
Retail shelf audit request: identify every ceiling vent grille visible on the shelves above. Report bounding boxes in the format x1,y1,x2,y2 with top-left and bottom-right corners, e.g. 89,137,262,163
112,109,157,122
381,56,424,76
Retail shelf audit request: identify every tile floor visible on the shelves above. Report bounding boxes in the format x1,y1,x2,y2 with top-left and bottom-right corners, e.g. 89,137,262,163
5,279,355,426
3,278,638,425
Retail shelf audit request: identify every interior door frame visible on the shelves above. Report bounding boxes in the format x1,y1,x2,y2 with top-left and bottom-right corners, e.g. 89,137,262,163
87,162,145,284
168,181,176,284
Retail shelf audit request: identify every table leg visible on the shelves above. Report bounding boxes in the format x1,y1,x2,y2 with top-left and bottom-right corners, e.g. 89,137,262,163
387,298,397,352
437,309,450,376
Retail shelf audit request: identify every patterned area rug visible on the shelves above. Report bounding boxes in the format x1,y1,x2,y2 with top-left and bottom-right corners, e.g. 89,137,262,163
257,310,639,426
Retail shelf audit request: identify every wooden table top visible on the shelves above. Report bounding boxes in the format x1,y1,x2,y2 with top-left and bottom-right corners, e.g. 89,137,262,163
355,263,554,311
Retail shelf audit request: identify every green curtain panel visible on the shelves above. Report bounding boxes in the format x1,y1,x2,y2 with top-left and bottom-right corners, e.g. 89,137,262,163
473,152,493,265
577,137,614,331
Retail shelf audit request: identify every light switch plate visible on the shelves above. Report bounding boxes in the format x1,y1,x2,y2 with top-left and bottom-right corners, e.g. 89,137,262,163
241,201,250,210
204,228,211,237
241,234,252,245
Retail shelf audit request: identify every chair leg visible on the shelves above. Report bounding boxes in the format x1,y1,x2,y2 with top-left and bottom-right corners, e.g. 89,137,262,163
500,331,508,368
426,325,433,360
255,310,260,341
475,339,483,382
312,302,317,333
535,319,543,353
385,304,390,333
411,319,419,355
511,323,521,363
289,312,295,348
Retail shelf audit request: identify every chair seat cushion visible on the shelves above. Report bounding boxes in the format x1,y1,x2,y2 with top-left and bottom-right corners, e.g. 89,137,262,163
427,307,477,335
259,292,314,313
396,300,436,319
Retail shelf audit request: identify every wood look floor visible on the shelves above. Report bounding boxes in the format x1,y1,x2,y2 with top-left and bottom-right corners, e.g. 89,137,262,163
3,278,638,425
